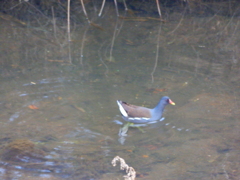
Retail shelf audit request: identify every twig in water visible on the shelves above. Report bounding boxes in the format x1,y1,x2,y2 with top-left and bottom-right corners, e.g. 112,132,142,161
98,0,106,16
108,13,125,62
67,0,72,63
167,8,186,35
25,1,50,19
123,0,128,10
151,26,161,83
99,0,121,17
80,25,90,65
109,18,119,62
114,0,119,16
156,0,162,18
51,6,57,40
98,40,109,77
80,0,91,23
90,22,104,31
67,0,71,42
112,156,136,180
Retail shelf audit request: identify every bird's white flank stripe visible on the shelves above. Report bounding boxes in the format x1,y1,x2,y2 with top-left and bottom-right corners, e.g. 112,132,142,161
129,117,150,120
117,101,128,117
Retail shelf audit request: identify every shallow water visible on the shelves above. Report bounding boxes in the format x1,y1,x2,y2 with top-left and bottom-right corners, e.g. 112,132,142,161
0,2,240,180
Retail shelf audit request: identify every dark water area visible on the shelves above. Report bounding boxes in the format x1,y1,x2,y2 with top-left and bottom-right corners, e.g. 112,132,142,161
0,1,240,180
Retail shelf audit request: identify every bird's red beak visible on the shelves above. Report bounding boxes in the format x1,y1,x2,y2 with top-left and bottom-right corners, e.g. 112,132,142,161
169,99,175,105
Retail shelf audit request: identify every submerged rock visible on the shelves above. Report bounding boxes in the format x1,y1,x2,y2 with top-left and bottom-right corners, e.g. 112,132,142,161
1,139,46,163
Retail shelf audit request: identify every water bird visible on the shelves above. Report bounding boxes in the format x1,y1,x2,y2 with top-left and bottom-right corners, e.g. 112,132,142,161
117,96,175,124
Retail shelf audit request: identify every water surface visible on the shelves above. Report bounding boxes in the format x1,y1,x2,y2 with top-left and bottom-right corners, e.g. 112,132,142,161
0,2,240,180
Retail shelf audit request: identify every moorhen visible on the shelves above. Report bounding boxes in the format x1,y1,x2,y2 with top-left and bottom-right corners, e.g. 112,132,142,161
117,96,175,124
